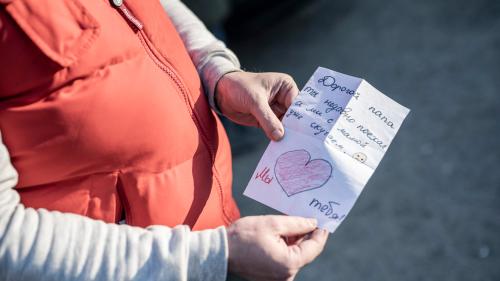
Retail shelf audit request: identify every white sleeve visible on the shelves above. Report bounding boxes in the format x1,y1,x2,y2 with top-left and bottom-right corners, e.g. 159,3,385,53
0,131,228,281
160,0,242,113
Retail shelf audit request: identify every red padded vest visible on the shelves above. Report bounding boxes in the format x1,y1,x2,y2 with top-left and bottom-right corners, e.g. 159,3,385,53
0,0,240,230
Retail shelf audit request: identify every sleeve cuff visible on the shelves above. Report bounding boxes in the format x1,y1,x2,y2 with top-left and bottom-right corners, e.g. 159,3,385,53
200,56,242,115
187,225,228,281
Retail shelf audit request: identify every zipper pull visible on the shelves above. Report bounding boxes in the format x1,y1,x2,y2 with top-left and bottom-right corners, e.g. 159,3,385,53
111,0,143,30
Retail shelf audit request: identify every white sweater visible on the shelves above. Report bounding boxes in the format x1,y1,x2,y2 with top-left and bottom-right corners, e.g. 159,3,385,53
0,0,240,280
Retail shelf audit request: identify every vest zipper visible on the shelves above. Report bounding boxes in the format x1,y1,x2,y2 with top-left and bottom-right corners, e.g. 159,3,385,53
111,2,232,224
110,1,140,225
111,0,143,30
136,32,232,224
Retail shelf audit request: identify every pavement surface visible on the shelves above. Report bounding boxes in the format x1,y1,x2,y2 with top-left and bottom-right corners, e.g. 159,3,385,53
224,0,500,280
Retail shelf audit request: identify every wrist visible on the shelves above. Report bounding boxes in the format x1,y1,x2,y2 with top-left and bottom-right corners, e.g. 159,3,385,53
214,70,243,115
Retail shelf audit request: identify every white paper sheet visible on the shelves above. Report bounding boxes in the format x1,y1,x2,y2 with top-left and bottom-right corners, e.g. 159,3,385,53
243,67,410,233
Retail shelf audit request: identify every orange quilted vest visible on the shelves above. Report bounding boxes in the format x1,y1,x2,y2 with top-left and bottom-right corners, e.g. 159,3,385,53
0,0,240,230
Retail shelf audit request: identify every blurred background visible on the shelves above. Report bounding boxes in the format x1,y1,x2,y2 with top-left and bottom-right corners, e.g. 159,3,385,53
183,0,500,280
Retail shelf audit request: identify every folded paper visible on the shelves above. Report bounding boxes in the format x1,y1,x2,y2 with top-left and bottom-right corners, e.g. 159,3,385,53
244,67,410,233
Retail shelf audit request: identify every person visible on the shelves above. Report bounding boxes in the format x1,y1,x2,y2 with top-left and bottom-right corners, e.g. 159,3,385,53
0,0,328,280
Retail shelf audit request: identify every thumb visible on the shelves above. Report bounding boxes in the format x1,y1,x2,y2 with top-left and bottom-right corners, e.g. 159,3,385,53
267,216,318,237
251,99,285,141
288,228,328,267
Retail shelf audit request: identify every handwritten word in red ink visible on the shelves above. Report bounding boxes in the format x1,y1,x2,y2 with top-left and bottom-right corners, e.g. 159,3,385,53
255,166,274,184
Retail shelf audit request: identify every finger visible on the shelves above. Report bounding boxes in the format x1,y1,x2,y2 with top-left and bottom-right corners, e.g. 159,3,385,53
251,99,285,141
275,74,299,108
265,215,318,236
290,229,329,266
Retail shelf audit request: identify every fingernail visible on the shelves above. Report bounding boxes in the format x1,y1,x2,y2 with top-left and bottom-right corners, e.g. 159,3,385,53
271,128,284,141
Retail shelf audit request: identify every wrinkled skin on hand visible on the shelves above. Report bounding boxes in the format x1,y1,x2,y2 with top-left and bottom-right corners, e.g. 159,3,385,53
216,71,299,141
227,216,328,281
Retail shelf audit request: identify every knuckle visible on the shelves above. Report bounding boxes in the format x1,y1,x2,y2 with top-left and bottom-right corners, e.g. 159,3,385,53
281,73,293,82
282,74,297,87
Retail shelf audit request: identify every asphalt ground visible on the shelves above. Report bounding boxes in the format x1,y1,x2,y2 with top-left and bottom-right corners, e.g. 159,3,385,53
224,0,500,280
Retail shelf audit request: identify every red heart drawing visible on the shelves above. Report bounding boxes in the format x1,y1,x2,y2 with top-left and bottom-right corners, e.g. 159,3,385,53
274,149,333,196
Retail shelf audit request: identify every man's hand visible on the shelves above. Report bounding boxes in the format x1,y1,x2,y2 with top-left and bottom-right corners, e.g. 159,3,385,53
227,215,329,281
216,71,299,141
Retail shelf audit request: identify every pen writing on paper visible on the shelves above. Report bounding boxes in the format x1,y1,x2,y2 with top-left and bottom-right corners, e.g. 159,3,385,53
306,107,323,116
255,166,274,184
287,79,392,151
368,106,395,129
317,75,360,100
309,198,346,221
303,86,320,98
355,124,387,149
285,109,303,120
336,128,369,148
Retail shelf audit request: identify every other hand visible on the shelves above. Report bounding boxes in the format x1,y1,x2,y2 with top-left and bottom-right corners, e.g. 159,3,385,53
226,215,329,281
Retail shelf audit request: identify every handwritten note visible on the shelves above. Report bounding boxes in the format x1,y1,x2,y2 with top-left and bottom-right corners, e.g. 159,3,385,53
244,67,410,233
